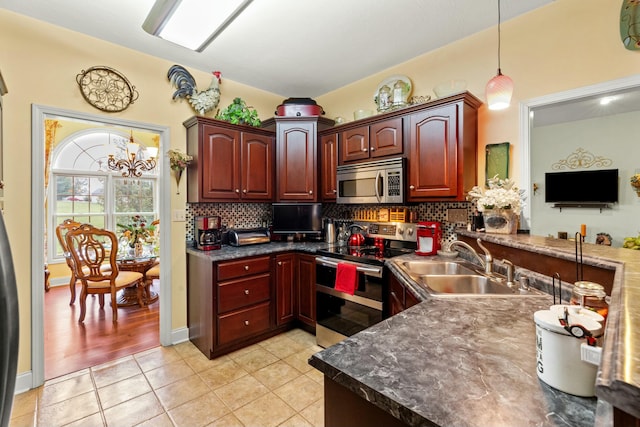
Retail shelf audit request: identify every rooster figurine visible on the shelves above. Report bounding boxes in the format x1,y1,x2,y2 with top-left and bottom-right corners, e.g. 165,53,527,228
167,65,222,115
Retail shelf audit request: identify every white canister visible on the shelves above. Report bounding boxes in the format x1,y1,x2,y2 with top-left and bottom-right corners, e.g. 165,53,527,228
534,306,603,397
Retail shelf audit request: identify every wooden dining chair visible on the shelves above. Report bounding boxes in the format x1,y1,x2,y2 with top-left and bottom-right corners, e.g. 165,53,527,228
144,261,160,301
55,219,82,305
65,224,144,323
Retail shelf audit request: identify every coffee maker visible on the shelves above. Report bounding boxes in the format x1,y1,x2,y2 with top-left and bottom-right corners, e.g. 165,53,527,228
194,216,222,250
415,221,442,256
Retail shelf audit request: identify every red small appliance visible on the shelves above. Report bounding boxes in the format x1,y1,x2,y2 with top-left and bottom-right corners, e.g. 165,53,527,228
416,221,442,256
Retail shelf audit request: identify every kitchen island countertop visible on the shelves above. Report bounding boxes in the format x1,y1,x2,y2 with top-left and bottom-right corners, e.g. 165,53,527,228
309,229,640,427
309,255,598,427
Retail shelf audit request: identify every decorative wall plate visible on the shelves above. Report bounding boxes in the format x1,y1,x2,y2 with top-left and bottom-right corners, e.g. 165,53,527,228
76,66,139,112
621,0,640,50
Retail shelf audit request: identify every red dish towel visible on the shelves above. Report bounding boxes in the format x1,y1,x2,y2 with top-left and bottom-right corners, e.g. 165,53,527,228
335,262,357,295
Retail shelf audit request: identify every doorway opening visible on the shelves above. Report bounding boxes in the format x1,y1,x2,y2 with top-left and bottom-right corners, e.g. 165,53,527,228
31,105,172,386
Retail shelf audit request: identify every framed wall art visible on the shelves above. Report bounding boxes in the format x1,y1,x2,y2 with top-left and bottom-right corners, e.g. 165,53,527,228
485,142,510,186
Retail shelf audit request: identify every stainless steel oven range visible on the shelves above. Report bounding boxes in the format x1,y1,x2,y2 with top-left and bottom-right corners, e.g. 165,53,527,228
314,222,416,348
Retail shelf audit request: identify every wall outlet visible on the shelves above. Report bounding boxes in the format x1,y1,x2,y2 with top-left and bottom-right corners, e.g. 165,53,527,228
172,209,186,222
447,208,468,224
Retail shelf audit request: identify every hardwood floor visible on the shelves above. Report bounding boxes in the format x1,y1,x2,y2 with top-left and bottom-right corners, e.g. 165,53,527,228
44,281,160,380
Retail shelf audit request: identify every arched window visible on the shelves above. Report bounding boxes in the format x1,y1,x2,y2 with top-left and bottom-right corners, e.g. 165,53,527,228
49,129,159,261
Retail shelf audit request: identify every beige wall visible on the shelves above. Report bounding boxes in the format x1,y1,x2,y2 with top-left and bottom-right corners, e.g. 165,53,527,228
2,0,638,378
0,9,281,375
317,0,640,186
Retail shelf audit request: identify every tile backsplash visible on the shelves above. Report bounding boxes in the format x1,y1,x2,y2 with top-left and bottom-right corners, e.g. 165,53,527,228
186,201,472,245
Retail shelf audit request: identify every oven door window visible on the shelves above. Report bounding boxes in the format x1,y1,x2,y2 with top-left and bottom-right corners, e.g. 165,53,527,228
316,292,383,338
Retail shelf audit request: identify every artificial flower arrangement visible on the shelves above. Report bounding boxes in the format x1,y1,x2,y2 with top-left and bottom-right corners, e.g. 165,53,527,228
117,215,158,248
167,149,193,173
467,175,525,215
630,173,640,190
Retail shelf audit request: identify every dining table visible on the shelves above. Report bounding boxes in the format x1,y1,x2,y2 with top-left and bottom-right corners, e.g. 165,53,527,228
115,255,159,307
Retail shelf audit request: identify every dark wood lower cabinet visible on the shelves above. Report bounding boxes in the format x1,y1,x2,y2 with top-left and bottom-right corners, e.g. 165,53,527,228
217,301,271,346
275,253,296,325
324,377,409,427
387,273,419,317
187,251,317,359
296,254,316,330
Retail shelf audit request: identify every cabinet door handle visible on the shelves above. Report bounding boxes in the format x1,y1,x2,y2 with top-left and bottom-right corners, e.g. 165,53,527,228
277,261,282,266
361,148,368,152
244,289,249,295
332,189,337,193
409,185,415,190
242,189,247,193
244,320,249,326
370,147,375,151
308,190,313,195
235,189,240,193
244,265,249,271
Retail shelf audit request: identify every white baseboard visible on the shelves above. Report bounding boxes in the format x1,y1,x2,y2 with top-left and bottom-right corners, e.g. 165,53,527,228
14,371,32,395
15,326,190,394
171,326,189,344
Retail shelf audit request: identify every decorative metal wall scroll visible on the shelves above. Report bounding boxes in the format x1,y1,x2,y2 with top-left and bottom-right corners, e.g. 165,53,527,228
551,148,613,170
76,66,139,112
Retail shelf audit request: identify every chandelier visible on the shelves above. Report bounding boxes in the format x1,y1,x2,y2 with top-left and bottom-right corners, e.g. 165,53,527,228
107,131,158,178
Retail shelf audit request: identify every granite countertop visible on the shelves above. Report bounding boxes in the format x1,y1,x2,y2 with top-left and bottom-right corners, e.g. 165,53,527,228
454,230,640,421
309,229,640,427
310,252,599,427
186,240,328,261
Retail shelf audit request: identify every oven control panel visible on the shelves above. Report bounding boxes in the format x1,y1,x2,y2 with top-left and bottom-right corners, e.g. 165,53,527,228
364,222,417,242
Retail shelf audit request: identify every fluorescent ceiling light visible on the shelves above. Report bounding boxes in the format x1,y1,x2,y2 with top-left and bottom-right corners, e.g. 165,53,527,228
142,0,253,52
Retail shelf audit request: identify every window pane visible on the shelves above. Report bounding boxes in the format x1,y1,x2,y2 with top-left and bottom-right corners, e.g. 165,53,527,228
114,178,156,213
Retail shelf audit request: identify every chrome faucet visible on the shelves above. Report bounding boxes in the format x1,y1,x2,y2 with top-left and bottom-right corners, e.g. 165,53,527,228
449,238,493,274
503,259,515,288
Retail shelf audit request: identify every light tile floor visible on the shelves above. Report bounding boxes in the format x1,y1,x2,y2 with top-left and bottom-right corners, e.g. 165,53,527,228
10,329,325,427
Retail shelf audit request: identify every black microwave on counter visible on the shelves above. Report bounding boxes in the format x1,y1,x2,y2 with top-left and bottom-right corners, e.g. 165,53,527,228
271,203,323,237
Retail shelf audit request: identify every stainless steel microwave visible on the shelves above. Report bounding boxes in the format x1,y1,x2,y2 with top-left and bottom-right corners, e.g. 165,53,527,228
336,157,405,204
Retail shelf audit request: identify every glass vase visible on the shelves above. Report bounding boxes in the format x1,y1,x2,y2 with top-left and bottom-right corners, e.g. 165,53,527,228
483,208,517,234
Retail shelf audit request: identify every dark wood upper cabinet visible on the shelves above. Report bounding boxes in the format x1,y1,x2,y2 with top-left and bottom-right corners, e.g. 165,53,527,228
406,93,481,201
340,117,403,164
320,133,338,201
276,119,317,201
184,116,274,203
241,132,274,200
261,116,334,202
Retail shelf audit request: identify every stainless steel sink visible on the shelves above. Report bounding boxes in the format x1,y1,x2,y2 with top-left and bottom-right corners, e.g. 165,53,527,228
418,274,516,295
399,261,476,276
396,260,546,297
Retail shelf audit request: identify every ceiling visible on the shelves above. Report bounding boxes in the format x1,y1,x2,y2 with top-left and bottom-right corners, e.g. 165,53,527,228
0,0,554,98
532,86,640,127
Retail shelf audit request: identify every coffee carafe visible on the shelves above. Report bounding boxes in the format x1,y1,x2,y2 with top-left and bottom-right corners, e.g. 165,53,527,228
416,221,442,256
194,216,222,250
324,218,336,244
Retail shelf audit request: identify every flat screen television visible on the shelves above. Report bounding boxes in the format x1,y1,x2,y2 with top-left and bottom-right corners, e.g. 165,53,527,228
545,169,618,204
272,203,323,235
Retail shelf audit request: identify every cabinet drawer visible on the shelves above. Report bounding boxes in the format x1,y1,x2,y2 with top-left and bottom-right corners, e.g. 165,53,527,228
218,273,270,313
217,256,271,281
217,302,271,345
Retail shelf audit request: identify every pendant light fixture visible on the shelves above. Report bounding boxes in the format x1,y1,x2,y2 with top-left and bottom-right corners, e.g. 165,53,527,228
485,0,513,110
